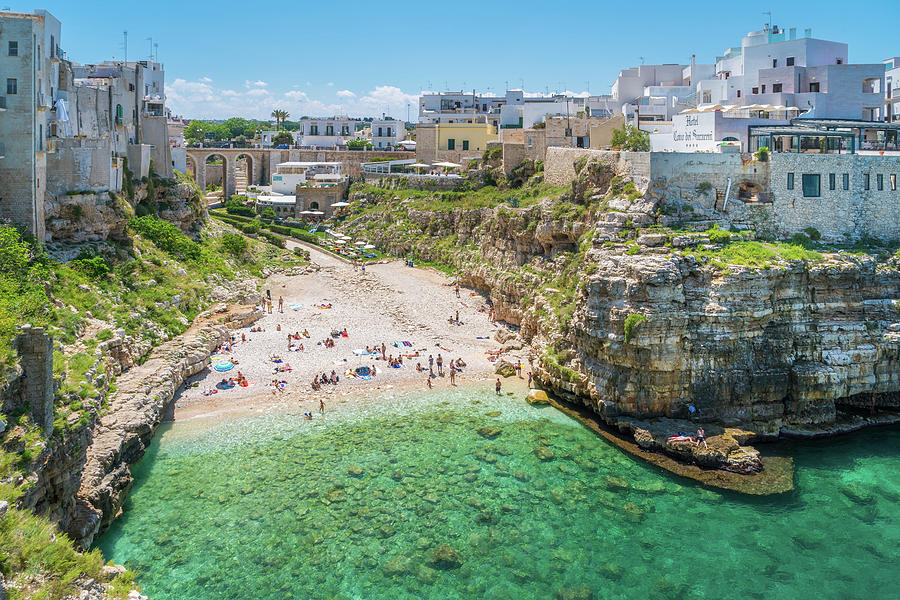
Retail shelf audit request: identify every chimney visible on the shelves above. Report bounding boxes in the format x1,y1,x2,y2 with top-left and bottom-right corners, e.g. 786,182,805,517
789,27,796,40
805,28,812,38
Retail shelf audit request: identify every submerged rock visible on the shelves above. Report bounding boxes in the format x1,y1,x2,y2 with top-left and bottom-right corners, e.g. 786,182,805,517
554,586,594,600
533,445,555,461
428,544,464,570
347,466,364,477
477,426,502,439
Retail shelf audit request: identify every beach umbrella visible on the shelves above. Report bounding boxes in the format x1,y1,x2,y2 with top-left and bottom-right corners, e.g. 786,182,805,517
434,161,462,168
310,210,324,215
364,244,376,249
213,361,234,372
354,241,366,246
333,239,346,245
331,201,350,207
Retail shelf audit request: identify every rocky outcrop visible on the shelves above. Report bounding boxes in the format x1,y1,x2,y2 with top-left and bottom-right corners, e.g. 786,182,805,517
65,305,261,548
44,191,129,243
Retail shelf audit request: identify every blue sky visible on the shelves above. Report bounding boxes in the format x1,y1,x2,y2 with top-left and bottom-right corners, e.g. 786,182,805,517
27,0,899,121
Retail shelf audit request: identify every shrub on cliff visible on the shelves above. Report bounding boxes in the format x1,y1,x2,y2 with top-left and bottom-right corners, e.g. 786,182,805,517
707,226,733,244
610,124,650,152
221,232,249,257
624,313,647,343
128,216,201,261
225,196,255,218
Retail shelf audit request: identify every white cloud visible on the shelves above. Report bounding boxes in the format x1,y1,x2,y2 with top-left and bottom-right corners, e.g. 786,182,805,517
166,78,419,121
199,76,212,83
327,82,334,87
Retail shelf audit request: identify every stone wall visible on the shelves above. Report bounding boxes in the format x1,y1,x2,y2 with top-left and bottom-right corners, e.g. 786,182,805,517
12,326,54,434
45,139,123,197
769,153,900,241
362,173,466,191
501,142,527,175
544,148,651,189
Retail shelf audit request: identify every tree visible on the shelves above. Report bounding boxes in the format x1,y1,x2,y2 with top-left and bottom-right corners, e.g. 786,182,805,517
225,196,255,217
270,109,290,131
221,232,249,258
347,139,373,150
261,206,277,220
610,124,650,152
272,131,293,147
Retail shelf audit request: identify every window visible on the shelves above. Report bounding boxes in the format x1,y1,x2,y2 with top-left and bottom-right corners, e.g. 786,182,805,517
377,127,383,136
342,125,349,136
702,90,711,103
736,90,741,98
836,58,842,65
462,140,469,151
310,125,318,135
809,82,820,93
772,59,778,68
7,41,17,56
326,125,334,136
864,174,870,190
6,78,16,95
565,128,572,137
786,56,795,66
892,174,897,191
802,174,821,197
761,84,766,94
877,174,884,191
787,172,794,190
447,138,455,150
773,83,782,93
752,87,759,95
829,173,836,190
843,174,850,190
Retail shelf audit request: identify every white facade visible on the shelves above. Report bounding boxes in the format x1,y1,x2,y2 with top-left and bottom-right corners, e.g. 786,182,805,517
272,161,342,195
419,89,587,130
371,119,404,149
884,57,900,123
651,111,789,152
695,26,883,121
294,117,356,148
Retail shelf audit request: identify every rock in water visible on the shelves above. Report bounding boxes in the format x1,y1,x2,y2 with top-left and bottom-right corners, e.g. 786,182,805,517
347,466,364,477
533,445,555,461
526,389,550,405
554,586,594,600
477,426,502,439
428,544,464,570
494,359,516,378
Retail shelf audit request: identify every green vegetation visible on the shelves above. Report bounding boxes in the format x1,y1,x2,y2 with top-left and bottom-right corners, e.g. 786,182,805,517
754,146,770,162
225,196,255,218
707,225,733,244
610,124,650,152
347,182,568,213
623,313,647,343
261,206,277,220
129,216,201,260
681,240,823,272
272,131,293,147
347,139,373,150
221,232,249,257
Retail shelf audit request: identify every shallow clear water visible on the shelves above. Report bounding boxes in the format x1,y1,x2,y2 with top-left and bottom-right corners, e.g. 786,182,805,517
97,387,900,600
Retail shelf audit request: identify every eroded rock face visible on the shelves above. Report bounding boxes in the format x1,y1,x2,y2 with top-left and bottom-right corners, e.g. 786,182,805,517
571,254,900,430
44,192,128,243
65,308,262,548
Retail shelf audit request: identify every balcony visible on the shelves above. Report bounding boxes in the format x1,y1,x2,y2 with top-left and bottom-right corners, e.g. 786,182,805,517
50,47,65,62
37,93,52,110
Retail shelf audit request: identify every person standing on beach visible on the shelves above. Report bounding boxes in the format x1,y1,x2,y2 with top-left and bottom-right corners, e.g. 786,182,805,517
381,343,387,360
449,363,457,385
278,296,284,313
516,360,522,378
527,371,532,388
696,427,708,449
319,398,325,414
426,375,432,389
495,378,502,395
436,354,444,376
428,354,434,375
455,283,460,298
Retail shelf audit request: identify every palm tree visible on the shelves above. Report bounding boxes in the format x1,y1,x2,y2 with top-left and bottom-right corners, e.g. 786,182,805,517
270,109,291,131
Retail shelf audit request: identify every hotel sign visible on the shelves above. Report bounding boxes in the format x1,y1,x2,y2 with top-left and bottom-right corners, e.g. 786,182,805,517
670,112,718,151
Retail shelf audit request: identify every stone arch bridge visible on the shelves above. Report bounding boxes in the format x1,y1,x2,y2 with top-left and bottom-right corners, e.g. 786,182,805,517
185,148,409,199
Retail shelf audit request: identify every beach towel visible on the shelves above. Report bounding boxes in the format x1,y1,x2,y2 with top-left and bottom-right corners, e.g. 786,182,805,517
439,345,452,352
475,336,490,340
290,304,303,310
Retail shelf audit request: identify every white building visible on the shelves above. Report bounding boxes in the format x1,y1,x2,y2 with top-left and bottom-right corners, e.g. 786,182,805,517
272,161,342,195
884,57,900,123
695,25,883,121
651,109,790,152
419,89,588,130
293,117,356,148
371,118,405,149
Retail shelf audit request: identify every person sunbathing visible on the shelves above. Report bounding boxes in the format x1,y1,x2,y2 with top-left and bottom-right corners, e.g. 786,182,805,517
416,362,423,372
303,329,310,337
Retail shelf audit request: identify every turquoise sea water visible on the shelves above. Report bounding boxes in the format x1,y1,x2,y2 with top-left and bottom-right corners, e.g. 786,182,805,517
97,387,900,600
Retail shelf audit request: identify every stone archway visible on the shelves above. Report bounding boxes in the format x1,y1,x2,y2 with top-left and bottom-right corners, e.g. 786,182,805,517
197,152,234,199
185,155,197,179
236,153,254,193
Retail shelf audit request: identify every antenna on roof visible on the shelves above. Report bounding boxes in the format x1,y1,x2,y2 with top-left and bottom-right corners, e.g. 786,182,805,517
763,11,772,30
146,37,153,61
154,42,159,63
640,56,645,65
122,30,127,63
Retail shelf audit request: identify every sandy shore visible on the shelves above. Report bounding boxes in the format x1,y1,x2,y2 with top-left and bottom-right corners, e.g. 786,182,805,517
174,243,529,423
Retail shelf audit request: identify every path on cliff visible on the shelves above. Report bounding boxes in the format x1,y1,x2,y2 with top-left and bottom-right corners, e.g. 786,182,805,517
174,241,526,422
